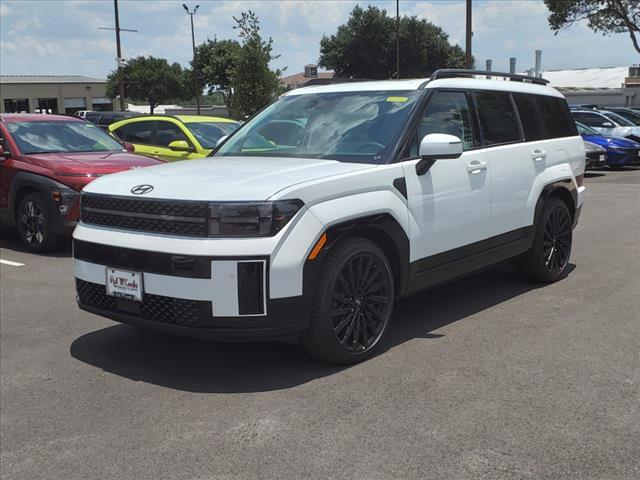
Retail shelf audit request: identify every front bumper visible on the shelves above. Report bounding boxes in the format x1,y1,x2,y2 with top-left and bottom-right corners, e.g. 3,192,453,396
73,237,320,340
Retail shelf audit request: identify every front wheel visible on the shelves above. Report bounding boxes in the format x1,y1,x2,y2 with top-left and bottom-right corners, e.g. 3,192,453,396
301,237,394,364
16,193,63,253
517,197,572,283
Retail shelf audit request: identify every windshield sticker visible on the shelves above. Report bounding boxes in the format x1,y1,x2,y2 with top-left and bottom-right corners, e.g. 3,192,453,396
386,96,408,103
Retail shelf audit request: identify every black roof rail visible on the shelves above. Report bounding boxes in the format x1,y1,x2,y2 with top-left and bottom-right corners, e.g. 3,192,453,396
429,69,549,86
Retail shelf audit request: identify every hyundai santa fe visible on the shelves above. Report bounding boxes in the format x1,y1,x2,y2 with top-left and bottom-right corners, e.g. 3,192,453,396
73,70,586,364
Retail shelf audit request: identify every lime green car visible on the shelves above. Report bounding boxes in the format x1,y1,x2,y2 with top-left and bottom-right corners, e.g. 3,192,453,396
108,115,240,162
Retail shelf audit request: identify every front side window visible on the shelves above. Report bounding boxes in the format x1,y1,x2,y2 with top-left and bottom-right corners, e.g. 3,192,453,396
187,122,239,149
572,112,611,128
114,121,155,144
601,111,634,127
5,121,124,154
216,90,422,164
155,122,190,147
420,91,474,149
473,91,522,145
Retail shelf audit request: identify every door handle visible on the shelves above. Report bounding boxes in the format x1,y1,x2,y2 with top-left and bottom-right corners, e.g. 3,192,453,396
532,149,546,162
466,160,487,174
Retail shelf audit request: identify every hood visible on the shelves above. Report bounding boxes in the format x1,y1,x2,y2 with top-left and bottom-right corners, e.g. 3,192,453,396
24,151,162,175
83,156,377,201
582,134,640,149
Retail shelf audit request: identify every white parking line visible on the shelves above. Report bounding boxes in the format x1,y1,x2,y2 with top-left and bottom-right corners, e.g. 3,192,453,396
0,259,25,267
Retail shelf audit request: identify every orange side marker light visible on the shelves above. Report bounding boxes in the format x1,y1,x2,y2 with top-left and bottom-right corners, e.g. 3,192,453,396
308,233,327,260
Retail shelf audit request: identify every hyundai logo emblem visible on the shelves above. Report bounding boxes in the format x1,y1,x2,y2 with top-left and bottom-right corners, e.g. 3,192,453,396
130,184,154,195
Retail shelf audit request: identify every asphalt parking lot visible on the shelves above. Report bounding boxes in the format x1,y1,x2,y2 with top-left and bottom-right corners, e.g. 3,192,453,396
1,168,639,480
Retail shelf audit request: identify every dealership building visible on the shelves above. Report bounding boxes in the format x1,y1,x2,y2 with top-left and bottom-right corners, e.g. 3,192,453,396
0,75,114,114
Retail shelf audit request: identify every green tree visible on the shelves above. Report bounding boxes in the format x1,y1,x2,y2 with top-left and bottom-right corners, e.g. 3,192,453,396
106,56,188,113
192,38,242,107
228,11,282,117
544,0,640,53
319,5,466,80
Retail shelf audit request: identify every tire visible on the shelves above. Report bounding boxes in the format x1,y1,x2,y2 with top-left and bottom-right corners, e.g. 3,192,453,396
516,197,572,283
16,193,63,253
301,237,394,365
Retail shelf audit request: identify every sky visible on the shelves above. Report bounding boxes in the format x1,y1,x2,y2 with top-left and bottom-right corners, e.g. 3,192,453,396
0,0,637,80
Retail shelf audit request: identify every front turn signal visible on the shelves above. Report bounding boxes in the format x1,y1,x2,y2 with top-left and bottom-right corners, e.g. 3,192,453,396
308,233,327,260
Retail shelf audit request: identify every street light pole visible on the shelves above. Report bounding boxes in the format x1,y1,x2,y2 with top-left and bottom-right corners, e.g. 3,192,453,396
183,4,201,115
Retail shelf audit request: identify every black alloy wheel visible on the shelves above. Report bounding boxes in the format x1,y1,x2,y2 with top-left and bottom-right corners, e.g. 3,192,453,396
516,196,573,283
331,252,393,353
542,204,572,276
302,237,394,364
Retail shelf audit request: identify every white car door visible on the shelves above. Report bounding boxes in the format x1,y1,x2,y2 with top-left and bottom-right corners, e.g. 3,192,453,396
402,90,491,264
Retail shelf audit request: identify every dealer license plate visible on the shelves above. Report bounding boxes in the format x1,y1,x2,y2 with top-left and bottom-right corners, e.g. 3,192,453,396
599,154,605,162
106,268,143,302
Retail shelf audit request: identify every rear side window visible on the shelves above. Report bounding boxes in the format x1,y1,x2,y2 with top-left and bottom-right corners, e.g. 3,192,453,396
472,91,521,145
114,121,155,144
535,96,577,138
513,94,544,141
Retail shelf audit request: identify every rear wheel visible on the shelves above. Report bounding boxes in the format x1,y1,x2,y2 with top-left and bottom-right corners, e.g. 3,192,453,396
301,237,394,364
517,197,572,283
16,193,62,253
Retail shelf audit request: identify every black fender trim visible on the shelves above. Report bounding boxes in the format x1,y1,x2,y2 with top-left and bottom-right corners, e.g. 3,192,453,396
535,179,578,227
305,213,411,298
8,171,72,216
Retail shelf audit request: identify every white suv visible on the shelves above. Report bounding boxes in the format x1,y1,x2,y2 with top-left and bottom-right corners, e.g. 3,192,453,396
73,70,585,364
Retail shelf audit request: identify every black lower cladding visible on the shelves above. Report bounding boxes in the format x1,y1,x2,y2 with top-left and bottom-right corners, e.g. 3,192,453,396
76,279,311,340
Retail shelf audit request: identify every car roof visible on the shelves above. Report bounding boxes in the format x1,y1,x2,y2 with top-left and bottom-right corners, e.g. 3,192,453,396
174,115,238,124
284,77,563,98
0,113,83,123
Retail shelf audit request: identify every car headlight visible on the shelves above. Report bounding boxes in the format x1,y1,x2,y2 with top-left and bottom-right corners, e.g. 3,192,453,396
208,199,303,237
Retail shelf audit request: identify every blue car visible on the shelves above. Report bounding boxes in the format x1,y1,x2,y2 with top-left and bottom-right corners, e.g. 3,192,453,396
576,121,640,168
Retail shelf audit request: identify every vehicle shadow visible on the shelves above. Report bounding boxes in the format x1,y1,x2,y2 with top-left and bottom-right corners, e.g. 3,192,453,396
0,226,72,258
70,262,566,394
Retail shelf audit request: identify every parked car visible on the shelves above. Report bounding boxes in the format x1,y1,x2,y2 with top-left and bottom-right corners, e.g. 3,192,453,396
576,121,640,169
84,111,142,131
604,107,640,126
74,110,94,119
0,114,163,252
583,140,607,169
73,70,585,364
571,109,640,142
108,115,240,161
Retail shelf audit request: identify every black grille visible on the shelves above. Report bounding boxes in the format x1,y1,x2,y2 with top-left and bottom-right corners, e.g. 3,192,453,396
81,193,208,237
76,279,208,327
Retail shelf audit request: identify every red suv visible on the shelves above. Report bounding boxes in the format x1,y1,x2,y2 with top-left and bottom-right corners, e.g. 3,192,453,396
0,114,163,252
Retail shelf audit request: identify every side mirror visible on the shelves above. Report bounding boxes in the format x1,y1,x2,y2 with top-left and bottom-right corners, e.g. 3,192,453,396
216,135,229,147
168,140,192,152
123,142,135,153
415,133,463,175
601,122,614,128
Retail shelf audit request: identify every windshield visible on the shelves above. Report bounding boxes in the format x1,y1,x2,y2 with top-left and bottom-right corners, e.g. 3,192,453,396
6,121,125,154
575,121,598,135
215,90,422,164
188,121,239,149
602,111,635,127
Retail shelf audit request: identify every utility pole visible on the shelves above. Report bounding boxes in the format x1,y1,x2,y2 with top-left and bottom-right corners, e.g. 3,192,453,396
183,4,201,115
99,0,136,111
114,0,125,111
396,0,400,79
465,0,473,69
